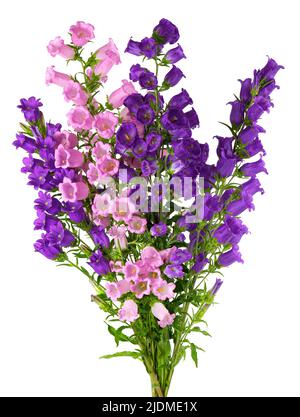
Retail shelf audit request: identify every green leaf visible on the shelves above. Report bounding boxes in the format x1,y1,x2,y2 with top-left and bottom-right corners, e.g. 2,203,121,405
100,351,141,360
107,325,132,347
80,267,91,277
190,343,198,368
190,326,202,333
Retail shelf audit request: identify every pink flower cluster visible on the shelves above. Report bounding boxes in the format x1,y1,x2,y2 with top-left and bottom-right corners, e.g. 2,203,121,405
92,192,147,236
107,246,176,327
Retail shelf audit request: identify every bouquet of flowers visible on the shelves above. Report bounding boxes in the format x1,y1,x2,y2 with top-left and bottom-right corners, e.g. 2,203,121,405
13,18,283,397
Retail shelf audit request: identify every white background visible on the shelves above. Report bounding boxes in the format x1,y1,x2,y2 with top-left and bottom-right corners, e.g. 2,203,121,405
0,0,299,397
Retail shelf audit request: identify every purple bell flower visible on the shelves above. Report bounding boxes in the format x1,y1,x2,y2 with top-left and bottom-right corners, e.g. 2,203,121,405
170,248,192,264
192,253,208,273
245,138,266,157
141,160,157,176
241,177,264,197
13,133,37,153
123,93,144,115
132,139,148,158
227,190,254,216
27,166,49,189
46,222,74,248
152,18,180,44
125,39,142,56
144,92,164,109
218,245,243,267
17,96,43,122
163,65,185,87
238,125,265,145
136,104,155,125
139,71,158,90
129,64,145,82
150,222,168,237
34,236,61,260
216,157,236,177
146,132,162,153
210,278,223,296
169,89,193,109
116,122,138,147
214,216,248,245
140,37,159,58
165,44,186,64
164,264,184,279
90,226,110,248
240,157,268,177
88,250,111,275
255,57,284,83
229,100,244,126
185,108,200,129
63,201,87,223
34,191,61,215
239,78,252,104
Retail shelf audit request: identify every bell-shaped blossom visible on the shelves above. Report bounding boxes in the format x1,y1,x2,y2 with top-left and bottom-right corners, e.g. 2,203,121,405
124,262,140,282
109,225,128,250
151,302,175,328
131,278,151,299
218,245,244,267
59,177,89,202
141,246,163,268
118,300,139,323
152,279,175,301
69,21,95,46
63,80,88,105
55,144,83,168
46,66,70,88
127,216,147,234
93,111,118,139
47,36,74,59
67,106,93,131
109,80,136,108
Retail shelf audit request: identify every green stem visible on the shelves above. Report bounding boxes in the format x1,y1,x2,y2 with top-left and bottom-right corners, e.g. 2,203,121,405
132,323,164,397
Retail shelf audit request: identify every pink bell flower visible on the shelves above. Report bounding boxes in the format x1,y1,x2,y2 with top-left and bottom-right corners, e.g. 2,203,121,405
87,163,102,185
109,261,124,273
151,302,175,328
59,177,89,202
97,156,119,176
92,193,113,216
46,66,70,88
116,279,131,296
53,131,78,149
109,80,136,108
96,38,121,65
127,216,147,234
109,225,128,250
105,282,120,301
124,262,140,282
151,279,176,301
67,106,93,131
55,144,83,168
63,80,88,106
141,246,163,268
47,36,74,60
92,141,111,161
131,278,151,299
69,21,95,46
111,197,136,222
118,300,139,323
93,111,118,139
